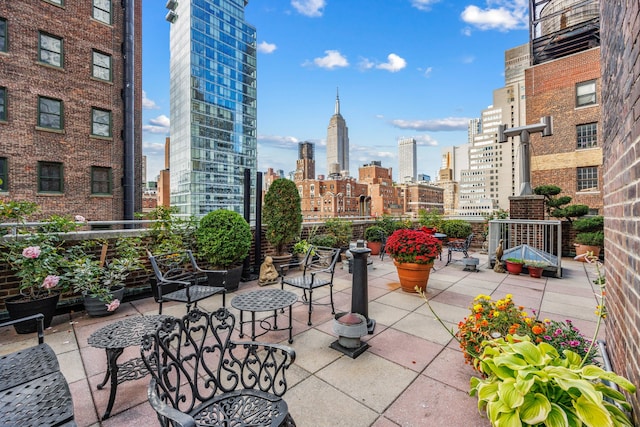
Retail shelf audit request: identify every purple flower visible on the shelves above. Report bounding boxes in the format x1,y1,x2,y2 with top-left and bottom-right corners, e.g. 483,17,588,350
569,340,580,347
543,335,552,341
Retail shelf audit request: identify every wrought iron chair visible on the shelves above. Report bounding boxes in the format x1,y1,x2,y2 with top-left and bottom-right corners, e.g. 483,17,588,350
279,245,341,326
379,230,387,260
141,308,297,427
148,250,226,314
446,233,474,265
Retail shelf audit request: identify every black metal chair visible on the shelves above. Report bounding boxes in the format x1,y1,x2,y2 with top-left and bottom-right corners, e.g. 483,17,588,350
148,250,226,314
446,233,474,265
141,308,297,427
379,230,387,260
279,245,341,326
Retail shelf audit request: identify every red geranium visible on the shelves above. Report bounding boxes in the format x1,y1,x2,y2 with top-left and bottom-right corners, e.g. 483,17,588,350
385,227,442,264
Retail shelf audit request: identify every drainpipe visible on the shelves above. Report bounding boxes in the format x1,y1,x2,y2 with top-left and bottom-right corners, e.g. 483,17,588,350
122,0,136,222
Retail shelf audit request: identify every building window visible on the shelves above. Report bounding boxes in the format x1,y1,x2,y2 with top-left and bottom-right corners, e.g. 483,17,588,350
39,32,63,68
38,161,63,193
0,18,7,52
92,108,111,137
92,50,111,81
93,0,112,24
38,96,63,129
91,166,112,194
44,0,64,5
576,123,597,149
576,80,596,107
577,166,598,192
0,86,6,121
0,157,7,191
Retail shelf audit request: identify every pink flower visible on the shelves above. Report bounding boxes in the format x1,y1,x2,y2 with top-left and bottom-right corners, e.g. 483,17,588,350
74,215,86,222
106,299,120,312
42,275,60,289
22,246,41,259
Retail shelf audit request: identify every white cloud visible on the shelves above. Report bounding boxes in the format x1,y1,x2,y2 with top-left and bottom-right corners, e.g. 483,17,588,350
143,114,170,134
410,0,440,11
461,0,528,31
142,141,166,153
390,117,471,131
257,41,277,54
258,134,301,149
142,91,160,109
291,0,325,17
376,53,407,72
461,55,475,64
357,57,375,71
306,50,349,69
418,66,433,78
461,27,472,36
414,134,438,146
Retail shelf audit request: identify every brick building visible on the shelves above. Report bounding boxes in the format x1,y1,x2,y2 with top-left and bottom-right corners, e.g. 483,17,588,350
358,162,403,217
527,1,602,213
601,1,640,422
0,0,142,220
296,176,369,219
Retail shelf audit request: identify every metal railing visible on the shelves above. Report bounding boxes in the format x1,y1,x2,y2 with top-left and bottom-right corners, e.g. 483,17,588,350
488,219,563,277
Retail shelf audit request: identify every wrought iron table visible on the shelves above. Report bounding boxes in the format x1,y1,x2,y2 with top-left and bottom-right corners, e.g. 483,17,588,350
231,289,297,343
88,314,169,420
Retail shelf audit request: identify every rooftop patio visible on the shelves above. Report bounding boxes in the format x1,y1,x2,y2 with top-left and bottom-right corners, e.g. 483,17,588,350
0,249,604,427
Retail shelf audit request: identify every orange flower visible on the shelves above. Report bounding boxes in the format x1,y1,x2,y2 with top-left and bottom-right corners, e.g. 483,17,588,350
532,325,544,335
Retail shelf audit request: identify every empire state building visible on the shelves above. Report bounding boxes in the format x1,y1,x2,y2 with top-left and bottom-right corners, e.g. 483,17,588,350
326,90,349,177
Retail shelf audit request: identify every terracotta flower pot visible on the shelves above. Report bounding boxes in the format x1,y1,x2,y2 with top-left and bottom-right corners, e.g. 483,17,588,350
393,259,434,293
527,266,544,278
366,241,382,256
574,244,601,262
505,260,524,275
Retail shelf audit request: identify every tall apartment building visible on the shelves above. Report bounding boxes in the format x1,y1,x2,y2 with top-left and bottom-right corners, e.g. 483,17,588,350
398,138,417,183
527,0,602,213
0,0,142,220
358,161,403,217
294,142,315,181
166,0,257,218
456,44,528,216
438,144,469,215
326,91,349,177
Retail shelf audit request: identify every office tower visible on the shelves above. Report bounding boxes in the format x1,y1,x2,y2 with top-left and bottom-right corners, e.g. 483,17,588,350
326,90,349,176
398,138,417,183
166,0,257,217
295,142,315,181
0,0,142,220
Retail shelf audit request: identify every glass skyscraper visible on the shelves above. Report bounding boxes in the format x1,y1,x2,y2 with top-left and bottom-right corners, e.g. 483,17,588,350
166,0,257,218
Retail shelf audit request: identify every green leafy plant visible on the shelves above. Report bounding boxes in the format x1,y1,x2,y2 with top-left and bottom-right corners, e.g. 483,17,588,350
144,206,198,253
364,225,385,242
263,179,302,255
64,237,143,309
324,217,353,248
196,209,251,269
38,214,85,233
505,258,524,264
470,335,635,427
309,234,337,248
292,239,313,256
1,234,68,300
440,219,473,239
524,260,548,268
574,215,604,247
541,319,598,366
418,208,444,231
534,185,589,221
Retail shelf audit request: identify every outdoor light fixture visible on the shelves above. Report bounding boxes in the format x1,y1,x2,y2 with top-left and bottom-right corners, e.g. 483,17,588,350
497,116,553,196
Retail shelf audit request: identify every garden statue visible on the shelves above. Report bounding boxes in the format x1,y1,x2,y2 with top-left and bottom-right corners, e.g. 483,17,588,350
494,239,506,273
259,256,279,286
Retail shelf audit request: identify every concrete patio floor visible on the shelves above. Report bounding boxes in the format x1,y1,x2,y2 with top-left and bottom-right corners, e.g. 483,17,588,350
0,250,605,427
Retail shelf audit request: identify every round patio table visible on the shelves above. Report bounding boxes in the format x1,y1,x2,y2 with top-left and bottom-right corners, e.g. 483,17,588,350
231,289,297,343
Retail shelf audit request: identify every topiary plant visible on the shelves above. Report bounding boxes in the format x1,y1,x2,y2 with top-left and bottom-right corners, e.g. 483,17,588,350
263,179,302,255
574,215,604,247
196,209,251,269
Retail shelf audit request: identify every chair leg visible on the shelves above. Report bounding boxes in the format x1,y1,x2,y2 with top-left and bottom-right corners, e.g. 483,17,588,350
158,301,163,314
307,289,313,326
447,250,452,265
329,285,335,315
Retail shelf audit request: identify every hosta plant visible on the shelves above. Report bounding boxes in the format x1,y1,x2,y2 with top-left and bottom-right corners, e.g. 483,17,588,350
470,335,636,427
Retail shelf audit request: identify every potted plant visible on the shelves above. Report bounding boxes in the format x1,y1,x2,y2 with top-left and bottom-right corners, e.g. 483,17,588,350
440,219,473,240
65,238,143,317
524,259,547,278
196,209,252,291
418,208,443,232
324,217,353,250
385,227,442,292
1,233,69,333
262,178,302,269
573,215,604,260
503,257,524,275
309,234,338,248
364,225,385,255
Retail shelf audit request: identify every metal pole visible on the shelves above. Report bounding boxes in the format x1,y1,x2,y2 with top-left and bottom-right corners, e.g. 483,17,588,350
350,247,375,333
122,0,135,222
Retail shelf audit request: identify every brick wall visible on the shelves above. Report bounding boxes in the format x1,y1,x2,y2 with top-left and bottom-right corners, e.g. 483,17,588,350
600,2,640,423
0,0,142,220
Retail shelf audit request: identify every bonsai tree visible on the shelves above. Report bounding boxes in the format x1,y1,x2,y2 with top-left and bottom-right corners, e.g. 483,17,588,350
440,219,473,239
324,217,352,248
573,215,604,247
263,179,302,255
534,185,589,222
196,209,251,269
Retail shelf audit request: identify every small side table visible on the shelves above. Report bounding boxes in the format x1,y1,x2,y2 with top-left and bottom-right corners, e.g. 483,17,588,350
88,315,169,420
231,289,297,344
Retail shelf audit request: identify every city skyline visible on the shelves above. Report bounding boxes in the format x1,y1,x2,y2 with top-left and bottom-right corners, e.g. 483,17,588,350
141,0,530,183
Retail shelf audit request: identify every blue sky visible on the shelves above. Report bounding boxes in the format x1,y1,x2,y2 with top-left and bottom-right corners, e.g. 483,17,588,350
141,0,529,183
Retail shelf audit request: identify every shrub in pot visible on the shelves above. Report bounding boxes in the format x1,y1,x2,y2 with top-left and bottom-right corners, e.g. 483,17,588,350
324,217,353,249
573,215,604,260
440,219,473,239
364,225,385,255
196,209,252,291
263,179,302,269
503,257,524,275
309,234,337,248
